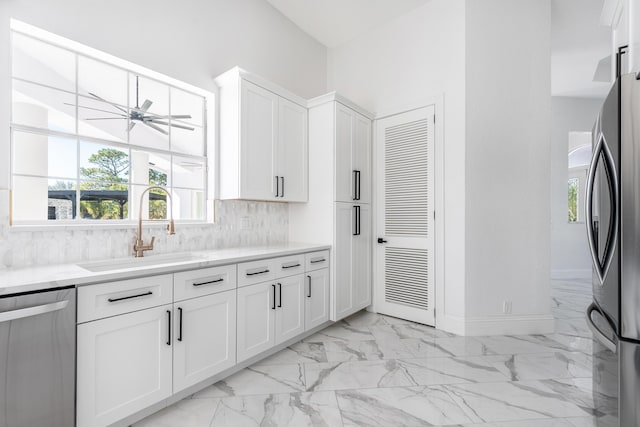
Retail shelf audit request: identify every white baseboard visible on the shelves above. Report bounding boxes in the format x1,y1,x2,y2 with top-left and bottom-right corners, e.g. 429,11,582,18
438,313,555,337
551,269,591,280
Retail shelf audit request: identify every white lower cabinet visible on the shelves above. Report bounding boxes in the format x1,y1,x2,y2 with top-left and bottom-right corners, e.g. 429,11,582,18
274,274,305,344
173,290,237,393
77,250,330,426
305,268,330,330
237,274,305,363
77,304,173,427
236,281,276,362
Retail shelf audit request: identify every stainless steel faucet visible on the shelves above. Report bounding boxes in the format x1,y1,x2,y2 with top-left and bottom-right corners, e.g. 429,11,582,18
134,186,176,257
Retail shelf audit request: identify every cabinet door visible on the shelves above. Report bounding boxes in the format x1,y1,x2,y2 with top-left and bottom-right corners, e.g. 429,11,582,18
274,274,305,345
332,203,354,320
240,80,278,200
77,305,172,427
353,204,372,310
278,97,308,202
335,103,354,203
305,268,329,330
353,113,372,204
173,291,237,393
237,281,276,363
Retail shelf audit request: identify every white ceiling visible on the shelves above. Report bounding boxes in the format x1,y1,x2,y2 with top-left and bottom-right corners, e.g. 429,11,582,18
551,0,612,98
266,0,611,99
264,0,430,48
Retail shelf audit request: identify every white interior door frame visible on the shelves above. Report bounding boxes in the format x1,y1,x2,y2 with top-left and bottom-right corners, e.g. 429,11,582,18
371,95,445,328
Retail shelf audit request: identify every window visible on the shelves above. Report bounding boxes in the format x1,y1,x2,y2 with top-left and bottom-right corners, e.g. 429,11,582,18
10,26,209,224
568,177,579,222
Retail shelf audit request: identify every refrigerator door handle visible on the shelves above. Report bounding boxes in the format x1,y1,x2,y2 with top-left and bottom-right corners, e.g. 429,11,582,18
586,302,617,353
585,128,619,285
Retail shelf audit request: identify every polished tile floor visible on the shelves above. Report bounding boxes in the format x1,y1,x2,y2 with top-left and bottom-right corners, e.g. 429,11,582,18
135,278,611,426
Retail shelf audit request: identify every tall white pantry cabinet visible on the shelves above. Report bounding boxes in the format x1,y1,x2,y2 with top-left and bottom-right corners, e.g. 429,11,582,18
290,93,373,321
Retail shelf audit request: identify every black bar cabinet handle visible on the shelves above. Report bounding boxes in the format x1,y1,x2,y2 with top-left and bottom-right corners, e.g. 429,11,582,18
307,275,312,298
275,176,280,197
277,283,282,308
280,177,285,198
177,307,183,342
353,205,358,236
353,170,358,200
310,258,326,264
282,263,301,269
108,291,153,303
247,269,270,276
166,310,171,346
271,284,276,310
358,206,361,235
193,278,224,287
356,170,361,200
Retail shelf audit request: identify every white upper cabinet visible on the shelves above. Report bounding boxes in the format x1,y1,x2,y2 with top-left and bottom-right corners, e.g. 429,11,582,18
240,81,278,200
278,98,308,202
335,103,371,204
216,68,308,202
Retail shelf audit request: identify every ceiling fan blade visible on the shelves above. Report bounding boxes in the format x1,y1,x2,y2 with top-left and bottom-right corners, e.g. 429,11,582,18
139,99,153,113
63,103,128,117
84,117,127,120
128,121,137,131
144,119,195,131
142,121,168,135
151,114,193,119
87,92,128,114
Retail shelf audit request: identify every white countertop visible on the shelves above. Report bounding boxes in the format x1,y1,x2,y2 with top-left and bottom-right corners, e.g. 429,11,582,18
0,242,330,296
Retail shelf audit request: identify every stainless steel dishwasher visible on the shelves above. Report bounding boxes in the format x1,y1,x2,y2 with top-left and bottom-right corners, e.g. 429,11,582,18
0,286,76,427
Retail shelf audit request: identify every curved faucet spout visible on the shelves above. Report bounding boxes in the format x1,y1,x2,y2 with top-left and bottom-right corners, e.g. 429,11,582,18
134,186,175,257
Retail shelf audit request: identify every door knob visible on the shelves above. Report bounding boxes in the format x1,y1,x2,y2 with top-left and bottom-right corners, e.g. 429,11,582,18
377,238,387,244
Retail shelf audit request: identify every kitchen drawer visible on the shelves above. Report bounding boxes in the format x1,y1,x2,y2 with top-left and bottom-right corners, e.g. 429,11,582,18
305,250,329,272
77,274,173,323
238,258,276,288
174,264,236,301
273,254,305,278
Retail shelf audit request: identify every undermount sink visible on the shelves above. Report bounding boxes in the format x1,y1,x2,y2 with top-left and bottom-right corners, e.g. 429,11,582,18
78,252,205,272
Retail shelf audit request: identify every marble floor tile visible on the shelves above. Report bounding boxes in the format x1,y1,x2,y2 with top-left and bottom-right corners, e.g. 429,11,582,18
340,310,392,327
336,385,480,426
304,321,375,342
461,419,575,427
563,415,618,427
323,339,414,361
395,356,509,385
555,318,592,339
484,351,592,381
475,335,563,355
210,391,343,427
133,397,219,427
402,336,493,358
369,322,453,342
255,342,328,366
540,378,617,418
193,364,306,398
304,360,416,391
444,380,591,423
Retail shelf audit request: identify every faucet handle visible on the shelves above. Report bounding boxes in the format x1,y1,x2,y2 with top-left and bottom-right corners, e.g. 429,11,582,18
148,235,156,249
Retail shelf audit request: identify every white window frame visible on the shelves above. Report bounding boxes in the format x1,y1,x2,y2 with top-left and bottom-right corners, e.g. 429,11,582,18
8,20,217,227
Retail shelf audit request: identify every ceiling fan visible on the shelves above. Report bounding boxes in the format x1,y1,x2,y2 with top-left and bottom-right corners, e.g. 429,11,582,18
68,75,194,135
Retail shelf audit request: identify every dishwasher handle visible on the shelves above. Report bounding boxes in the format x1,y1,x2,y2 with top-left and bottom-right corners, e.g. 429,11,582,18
0,300,69,323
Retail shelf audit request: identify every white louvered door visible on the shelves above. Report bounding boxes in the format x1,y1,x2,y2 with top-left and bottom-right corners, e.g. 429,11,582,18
374,106,435,326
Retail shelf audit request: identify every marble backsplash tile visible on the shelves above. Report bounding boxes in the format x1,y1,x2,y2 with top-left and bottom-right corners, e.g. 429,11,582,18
0,198,288,269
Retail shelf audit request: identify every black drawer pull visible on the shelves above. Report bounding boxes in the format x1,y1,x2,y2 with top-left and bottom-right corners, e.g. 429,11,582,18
193,278,224,287
278,283,282,308
166,310,172,346
282,263,301,269
246,269,270,276
177,307,183,342
307,275,312,298
271,284,276,310
310,258,326,264
108,291,153,303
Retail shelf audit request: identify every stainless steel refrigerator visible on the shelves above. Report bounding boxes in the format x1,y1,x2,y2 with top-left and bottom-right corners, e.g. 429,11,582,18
586,71,640,427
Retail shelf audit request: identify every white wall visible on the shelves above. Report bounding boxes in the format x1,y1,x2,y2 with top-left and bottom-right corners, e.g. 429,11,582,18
0,0,327,267
327,0,468,327
550,96,603,278
464,0,553,334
